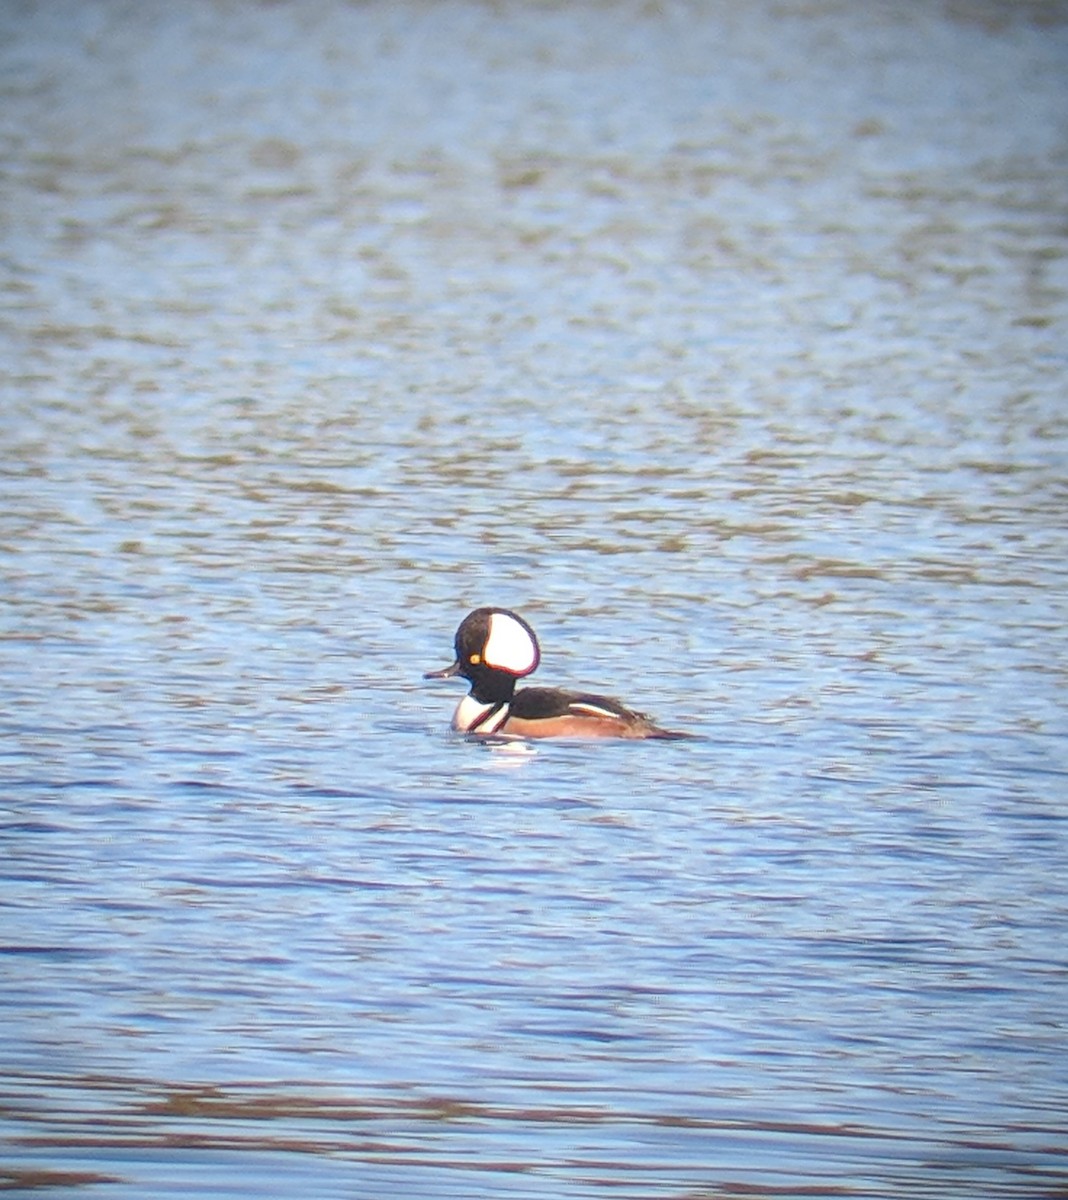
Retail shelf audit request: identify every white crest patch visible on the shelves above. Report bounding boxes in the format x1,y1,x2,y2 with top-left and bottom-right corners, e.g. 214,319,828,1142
483,611,538,676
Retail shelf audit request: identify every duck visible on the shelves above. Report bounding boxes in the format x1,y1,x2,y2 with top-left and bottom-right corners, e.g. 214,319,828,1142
424,607,688,740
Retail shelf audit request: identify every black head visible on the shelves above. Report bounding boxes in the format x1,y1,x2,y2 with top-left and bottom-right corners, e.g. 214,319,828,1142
424,607,540,700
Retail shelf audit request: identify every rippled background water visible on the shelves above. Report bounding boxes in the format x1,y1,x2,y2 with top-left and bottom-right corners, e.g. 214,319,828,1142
2,2,1068,1197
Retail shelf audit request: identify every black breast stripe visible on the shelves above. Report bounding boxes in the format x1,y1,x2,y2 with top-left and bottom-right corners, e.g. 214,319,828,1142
469,702,508,734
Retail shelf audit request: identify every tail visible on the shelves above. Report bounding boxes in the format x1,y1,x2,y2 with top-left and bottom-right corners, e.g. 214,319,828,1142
643,723,693,741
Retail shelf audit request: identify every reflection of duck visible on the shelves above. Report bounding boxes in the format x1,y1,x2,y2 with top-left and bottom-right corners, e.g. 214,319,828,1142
425,607,689,740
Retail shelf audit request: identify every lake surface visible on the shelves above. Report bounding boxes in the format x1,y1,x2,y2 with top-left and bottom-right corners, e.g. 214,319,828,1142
2,1,1067,1196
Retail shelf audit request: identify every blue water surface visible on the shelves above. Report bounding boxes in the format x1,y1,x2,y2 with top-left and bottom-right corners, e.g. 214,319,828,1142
2,2,1067,1197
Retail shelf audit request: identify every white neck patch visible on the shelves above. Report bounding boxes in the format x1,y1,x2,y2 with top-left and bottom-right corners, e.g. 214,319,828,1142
483,611,538,676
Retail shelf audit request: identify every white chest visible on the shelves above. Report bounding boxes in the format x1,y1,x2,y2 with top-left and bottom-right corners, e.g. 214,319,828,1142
453,694,510,734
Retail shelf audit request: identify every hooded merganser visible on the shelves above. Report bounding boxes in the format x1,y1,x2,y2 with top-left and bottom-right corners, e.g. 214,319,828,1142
424,607,688,740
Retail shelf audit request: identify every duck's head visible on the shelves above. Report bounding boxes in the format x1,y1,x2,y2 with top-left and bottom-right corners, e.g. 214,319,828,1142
424,607,540,690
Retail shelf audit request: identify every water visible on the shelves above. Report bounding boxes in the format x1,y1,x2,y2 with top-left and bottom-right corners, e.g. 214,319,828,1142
2,1,1067,1196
